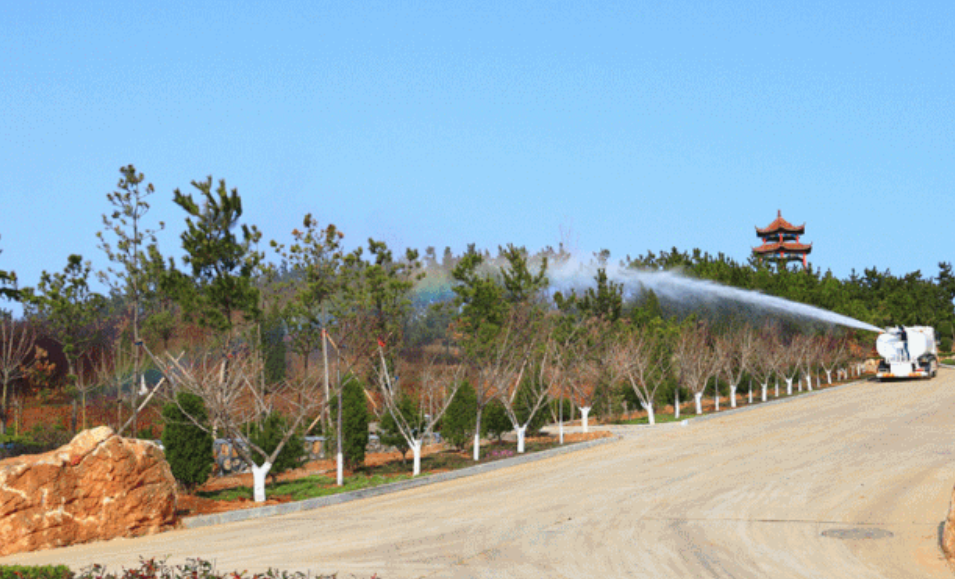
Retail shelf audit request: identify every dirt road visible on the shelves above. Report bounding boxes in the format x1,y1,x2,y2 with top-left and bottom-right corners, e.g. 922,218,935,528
5,371,955,578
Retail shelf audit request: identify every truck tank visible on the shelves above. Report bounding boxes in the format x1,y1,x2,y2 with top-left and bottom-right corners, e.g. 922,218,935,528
876,326,937,380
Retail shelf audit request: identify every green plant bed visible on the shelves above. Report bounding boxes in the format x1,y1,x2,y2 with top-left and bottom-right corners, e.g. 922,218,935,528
0,565,72,579
941,358,955,365
198,472,415,502
616,412,696,426
197,438,576,504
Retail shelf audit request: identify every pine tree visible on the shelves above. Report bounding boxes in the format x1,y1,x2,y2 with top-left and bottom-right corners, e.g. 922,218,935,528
332,375,369,470
161,392,214,491
440,380,477,450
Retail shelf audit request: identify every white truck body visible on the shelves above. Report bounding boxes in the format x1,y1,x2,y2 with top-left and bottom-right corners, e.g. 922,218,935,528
876,326,937,380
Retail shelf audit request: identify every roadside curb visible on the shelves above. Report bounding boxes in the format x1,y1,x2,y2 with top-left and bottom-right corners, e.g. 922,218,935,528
687,376,875,425
180,434,620,529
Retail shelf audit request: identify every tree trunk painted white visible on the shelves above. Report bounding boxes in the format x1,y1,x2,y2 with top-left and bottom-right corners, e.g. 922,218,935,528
730,386,737,408
816,375,821,388
473,432,481,461
805,375,812,392
252,461,272,503
774,378,779,398
412,440,422,476
674,391,680,419
336,452,343,486
761,383,768,402
797,377,803,392
558,421,564,444
825,370,832,384
580,406,591,433
715,392,720,412
516,426,527,453
693,392,703,415
785,378,793,396
748,384,753,404
641,401,655,425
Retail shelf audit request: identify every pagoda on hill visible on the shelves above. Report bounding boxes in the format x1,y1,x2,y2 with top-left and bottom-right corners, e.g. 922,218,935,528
753,210,812,270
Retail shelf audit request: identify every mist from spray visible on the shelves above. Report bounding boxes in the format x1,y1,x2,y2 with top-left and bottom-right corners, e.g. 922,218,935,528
545,256,884,333
410,252,884,333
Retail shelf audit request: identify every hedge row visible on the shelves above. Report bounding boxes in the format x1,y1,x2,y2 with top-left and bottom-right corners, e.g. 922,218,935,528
0,559,355,579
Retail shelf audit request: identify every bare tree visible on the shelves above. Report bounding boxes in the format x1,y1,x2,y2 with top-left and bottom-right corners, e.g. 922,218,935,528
715,325,757,409
800,334,825,391
752,325,780,401
820,334,849,383
147,346,324,502
0,313,33,435
466,311,537,459
94,339,136,430
375,349,465,474
543,325,587,444
674,322,718,415
567,319,610,433
319,309,375,486
611,325,670,425
781,334,809,395
489,314,547,453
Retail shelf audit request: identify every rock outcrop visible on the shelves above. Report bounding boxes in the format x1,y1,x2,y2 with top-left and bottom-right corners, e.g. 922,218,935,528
0,426,177,556
943,484,955,563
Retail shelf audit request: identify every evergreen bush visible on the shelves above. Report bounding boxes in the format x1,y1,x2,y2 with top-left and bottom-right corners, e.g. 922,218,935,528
941,336,953,354
482,399,511,441
329,375,369,470
161,391,214,491
440,379,476,450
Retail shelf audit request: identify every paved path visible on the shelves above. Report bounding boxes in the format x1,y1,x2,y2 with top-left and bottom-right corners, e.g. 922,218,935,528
5,371,955,578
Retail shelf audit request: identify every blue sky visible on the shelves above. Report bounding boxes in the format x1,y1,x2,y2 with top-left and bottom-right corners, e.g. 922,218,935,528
2,1,953,304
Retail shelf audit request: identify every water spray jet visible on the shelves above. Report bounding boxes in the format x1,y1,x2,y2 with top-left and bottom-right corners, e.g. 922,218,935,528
546,257,883,333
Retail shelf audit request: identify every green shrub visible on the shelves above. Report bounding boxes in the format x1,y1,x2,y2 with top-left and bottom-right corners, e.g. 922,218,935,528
161,391,214,491
440,379,476,450
481,399,511,441
940,336,953,354
0,565,72,579
329,375,369,470
247,412,305,482
136,425,156,440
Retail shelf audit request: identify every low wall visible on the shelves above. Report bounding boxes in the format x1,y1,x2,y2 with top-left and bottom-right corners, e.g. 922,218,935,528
211,432,444,476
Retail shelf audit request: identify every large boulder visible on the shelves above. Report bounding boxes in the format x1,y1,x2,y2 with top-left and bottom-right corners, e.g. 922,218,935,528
0,426,177,556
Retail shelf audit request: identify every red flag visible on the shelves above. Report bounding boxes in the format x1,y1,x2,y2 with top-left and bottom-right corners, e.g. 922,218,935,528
377,337,386,349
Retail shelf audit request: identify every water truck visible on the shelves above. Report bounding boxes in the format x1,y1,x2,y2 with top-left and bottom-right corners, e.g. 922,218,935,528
876,326,938,380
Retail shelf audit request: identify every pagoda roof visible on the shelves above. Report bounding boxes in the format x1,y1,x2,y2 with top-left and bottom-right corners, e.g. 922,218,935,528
756,210,805,236
752,241,813,255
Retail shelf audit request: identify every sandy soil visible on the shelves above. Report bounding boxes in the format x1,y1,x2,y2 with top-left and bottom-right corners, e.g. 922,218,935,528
3,376,951,578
